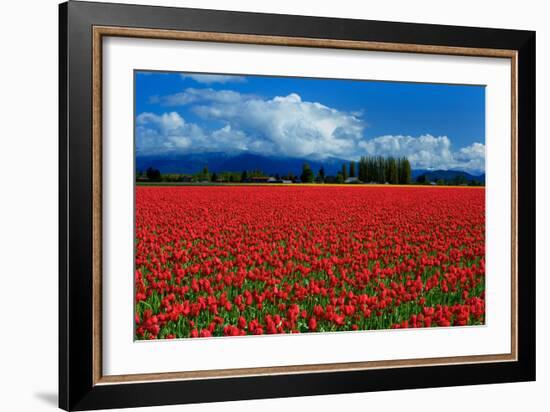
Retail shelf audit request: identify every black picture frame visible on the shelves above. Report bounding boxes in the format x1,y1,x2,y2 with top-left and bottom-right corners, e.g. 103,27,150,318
59,1,536,410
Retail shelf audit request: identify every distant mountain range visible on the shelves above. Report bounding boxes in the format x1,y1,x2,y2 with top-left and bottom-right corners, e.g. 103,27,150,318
412,169,485,183
136,152,484,182
136,152,348,177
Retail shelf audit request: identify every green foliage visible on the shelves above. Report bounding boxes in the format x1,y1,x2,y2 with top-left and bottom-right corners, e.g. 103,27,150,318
282,172,297,181
301,163,315,183
139,155,414,185
398,157,411,184
349,161,356,178
451,174,468,186
386,157,398,184
146,167,161,181
246,169,267,178
161,173,186,182
193,166,211,182
416,175,429,184
341,163,348,180
356,155,411,184
317,166,325,183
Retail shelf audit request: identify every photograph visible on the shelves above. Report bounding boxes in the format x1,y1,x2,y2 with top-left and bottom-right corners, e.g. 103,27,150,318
51,1,537,410
134,71,486,340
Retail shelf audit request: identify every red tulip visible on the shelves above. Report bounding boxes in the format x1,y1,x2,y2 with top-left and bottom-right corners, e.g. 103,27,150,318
135,186,485,339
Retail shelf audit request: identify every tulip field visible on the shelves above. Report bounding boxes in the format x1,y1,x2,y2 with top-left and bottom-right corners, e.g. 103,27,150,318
135,186,485,340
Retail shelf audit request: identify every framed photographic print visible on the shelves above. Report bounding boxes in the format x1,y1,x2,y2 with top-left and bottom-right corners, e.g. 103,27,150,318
59,1,536,410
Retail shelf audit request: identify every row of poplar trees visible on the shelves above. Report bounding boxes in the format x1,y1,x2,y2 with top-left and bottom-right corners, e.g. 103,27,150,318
343,156,412,184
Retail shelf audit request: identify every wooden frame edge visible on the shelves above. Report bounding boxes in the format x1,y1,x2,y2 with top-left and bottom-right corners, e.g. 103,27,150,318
93,26,517,58
92,27,103,385
91,26,519,386
510,52,519,361
96,353,515,385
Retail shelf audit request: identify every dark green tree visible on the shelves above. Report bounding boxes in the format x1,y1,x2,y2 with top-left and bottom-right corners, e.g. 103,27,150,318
318,166,325,182
416,175,429,184
301,163,315,183
398,157,411,184
341,163,348,181
376,156,385,183
386,157,398,184
349,161,356,178
358,156,367,182
451,174,468,186
365,156,375,182
283,172,296,181
146,167,161,181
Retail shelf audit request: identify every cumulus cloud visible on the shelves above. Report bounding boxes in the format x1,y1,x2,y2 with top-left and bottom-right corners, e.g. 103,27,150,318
358,135,484,173
137,88,485,173
190,91,364,159
180,74,246,84
136,112,205,154
453,142,486,173
136,111,260,155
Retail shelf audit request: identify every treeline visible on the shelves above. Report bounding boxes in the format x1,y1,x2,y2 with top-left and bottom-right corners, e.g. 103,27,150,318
138,156,412,184
137,166,267,183
416,174,484,186
338,156,411,184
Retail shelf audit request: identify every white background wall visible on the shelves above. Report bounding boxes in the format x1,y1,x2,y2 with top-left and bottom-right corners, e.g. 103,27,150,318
0,0,546,411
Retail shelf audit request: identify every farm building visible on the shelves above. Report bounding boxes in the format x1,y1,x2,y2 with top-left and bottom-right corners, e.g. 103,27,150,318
269,179,293,184
243,176,270,183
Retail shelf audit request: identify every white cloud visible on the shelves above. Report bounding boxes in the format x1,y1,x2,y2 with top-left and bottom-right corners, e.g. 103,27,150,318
456,142,485,160
138,89,485,173
358,135,484,173
453,142,486,173
136,111,257,155
136,112,205,154
137,89,364,159
190,90,364,159
180,74,246,84
157,88,254,106
137,112,184,131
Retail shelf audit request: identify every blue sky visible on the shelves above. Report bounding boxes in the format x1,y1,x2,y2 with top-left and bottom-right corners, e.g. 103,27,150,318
135,71,486,173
